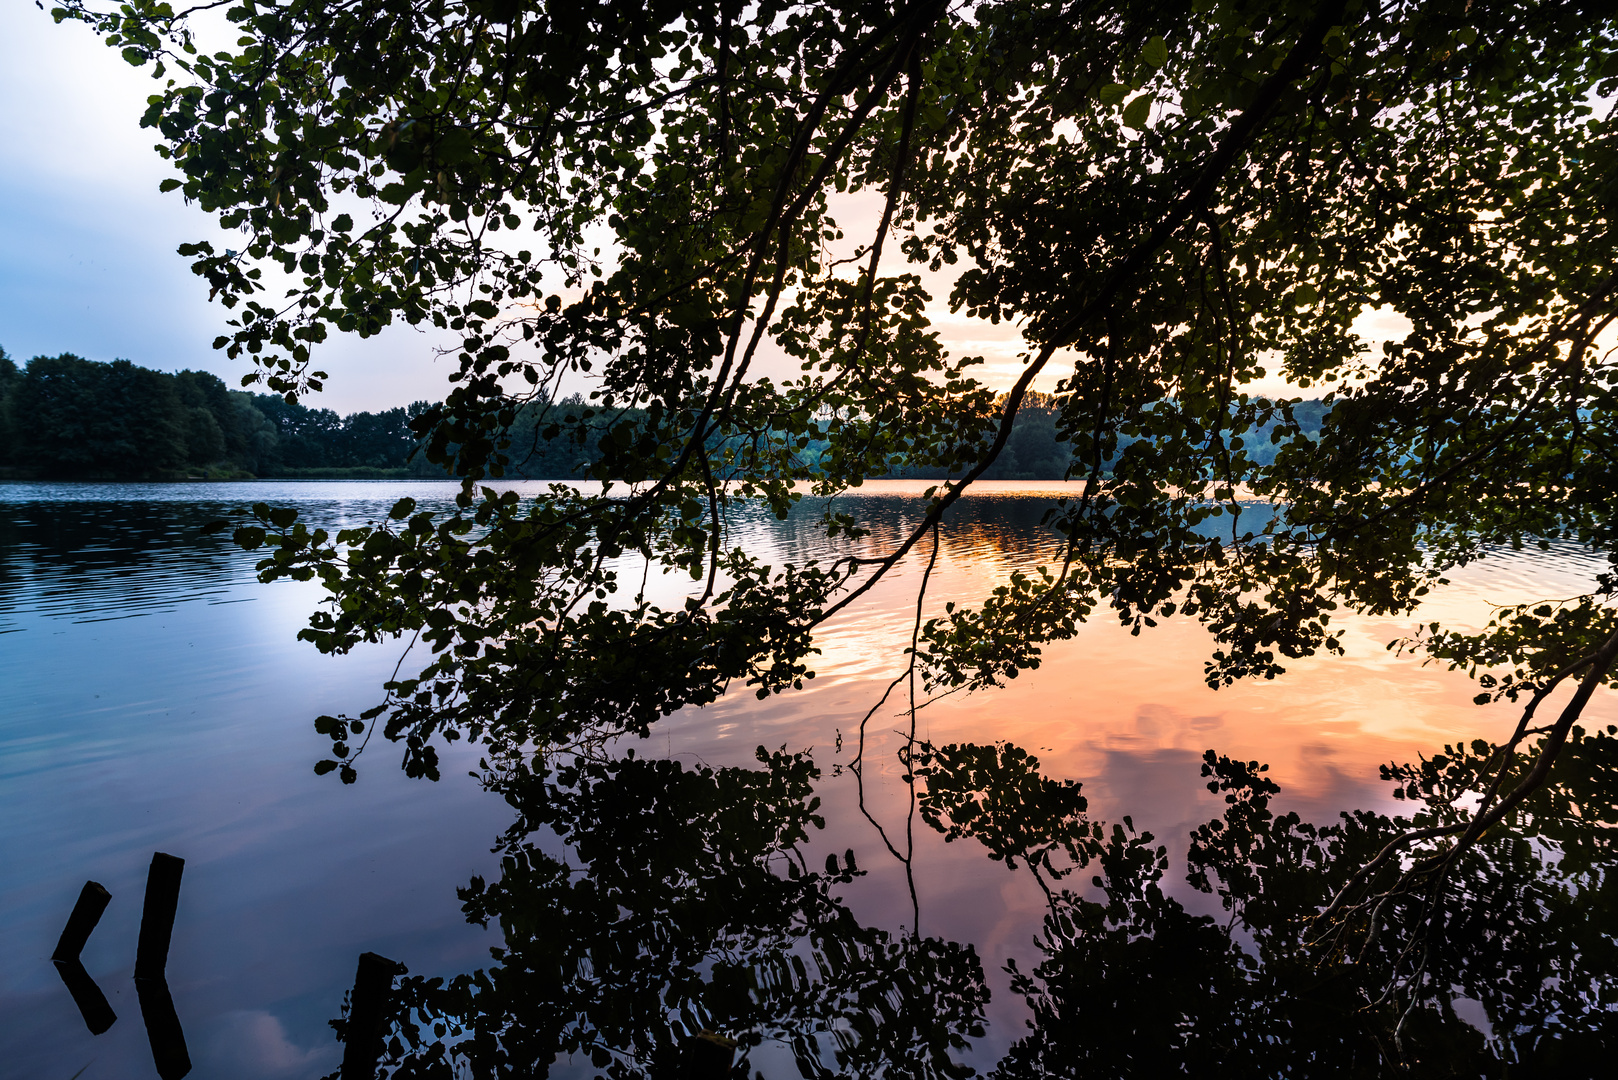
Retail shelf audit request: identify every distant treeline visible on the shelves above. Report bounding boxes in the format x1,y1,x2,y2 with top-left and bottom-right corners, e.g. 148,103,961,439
492,394,1070,481
882,393,1330,481
885,392,1077,481
0,347,1328,482
504,391,1328,483
0,347,438,480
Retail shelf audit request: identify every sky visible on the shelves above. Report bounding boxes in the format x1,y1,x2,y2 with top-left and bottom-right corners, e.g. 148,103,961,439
0,3,1033,416
0,3,456,413
0,3,1406,417
0,2,1080,420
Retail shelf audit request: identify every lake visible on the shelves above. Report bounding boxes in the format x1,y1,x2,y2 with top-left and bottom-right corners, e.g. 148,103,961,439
3,480,1614,1077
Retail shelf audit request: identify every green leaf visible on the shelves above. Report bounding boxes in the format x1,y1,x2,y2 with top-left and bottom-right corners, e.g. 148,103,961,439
1141,36,1168,70
1122,93,1153,129
1097,82,1130,106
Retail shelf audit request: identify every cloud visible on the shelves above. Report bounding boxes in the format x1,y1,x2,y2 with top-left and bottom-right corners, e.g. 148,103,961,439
201,1010,337,1079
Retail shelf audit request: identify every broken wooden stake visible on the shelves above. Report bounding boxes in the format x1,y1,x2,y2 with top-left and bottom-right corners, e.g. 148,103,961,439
340,951,403,1080
52,880,112,963
134,852,184,980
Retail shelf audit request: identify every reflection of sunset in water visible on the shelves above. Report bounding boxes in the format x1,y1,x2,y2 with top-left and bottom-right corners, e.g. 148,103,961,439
6,481,1613,1075
686,481,1614,808
653,481,1617,1056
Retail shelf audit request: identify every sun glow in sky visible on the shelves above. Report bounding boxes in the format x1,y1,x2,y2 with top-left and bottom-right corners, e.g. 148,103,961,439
4,6,1581,419
0,6,1306,419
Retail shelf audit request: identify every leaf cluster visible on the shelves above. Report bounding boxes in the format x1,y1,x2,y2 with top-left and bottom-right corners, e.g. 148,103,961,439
54,0,1618,766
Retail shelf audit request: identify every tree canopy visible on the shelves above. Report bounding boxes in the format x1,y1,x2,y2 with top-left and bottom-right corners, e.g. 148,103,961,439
59,0,1618,997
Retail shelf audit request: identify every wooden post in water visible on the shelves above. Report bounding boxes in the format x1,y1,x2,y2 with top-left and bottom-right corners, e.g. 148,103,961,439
52,879,118,1034
134,852,184,980
340,951,403,1080
52,880,111,963
136,974,193,1079
54,958,117,1035
132,852,191,1076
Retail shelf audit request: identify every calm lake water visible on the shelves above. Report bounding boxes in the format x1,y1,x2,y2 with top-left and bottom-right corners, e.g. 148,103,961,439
2,480,1613,1077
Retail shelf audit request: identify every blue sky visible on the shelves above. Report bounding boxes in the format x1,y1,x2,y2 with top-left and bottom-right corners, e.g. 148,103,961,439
0,4,455,413
3,4,1384,415
0,5,1046,415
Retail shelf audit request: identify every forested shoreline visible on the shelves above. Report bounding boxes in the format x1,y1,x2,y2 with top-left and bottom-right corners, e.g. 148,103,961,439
0,348,1325,482
0,347,438,480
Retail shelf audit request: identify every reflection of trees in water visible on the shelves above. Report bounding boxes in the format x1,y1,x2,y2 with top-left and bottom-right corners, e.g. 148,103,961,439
0,494,455,626
736,491,1079,576
925,737,1618,1077
737,491,1287,581
0,500,244,571
336,732,1618,1077
0,501,249,624
353,748,988,1079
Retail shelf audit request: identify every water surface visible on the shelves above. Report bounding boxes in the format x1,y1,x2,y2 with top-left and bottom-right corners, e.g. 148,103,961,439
2,480,1612,1077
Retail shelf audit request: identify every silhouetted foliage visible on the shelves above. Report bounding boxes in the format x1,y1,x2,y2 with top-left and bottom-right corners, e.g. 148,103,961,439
72,0,1616,776
57,0,1618,1029
0,344,19,468
328,731,1618,1076
250,392,438,474
994,733,1618,1076
334,747,989,1079
5,353,190,478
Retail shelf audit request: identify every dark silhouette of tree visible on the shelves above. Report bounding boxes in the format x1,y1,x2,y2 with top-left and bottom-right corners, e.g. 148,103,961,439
0,348,442,478
338,747,989,1079
8,354,188,479
322,732,1618,1075
0,345,19,469
926,736,1618,1076
58,0,1618,997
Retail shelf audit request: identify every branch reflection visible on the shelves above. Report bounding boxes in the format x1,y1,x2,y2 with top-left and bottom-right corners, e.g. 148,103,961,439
329,730,1618,1077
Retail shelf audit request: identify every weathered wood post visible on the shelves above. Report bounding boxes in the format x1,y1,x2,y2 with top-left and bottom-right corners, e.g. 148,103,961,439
52,880,112,963
132,852,191,1078
340,951,404,1080
52,879,117,1034
134,852,185,980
